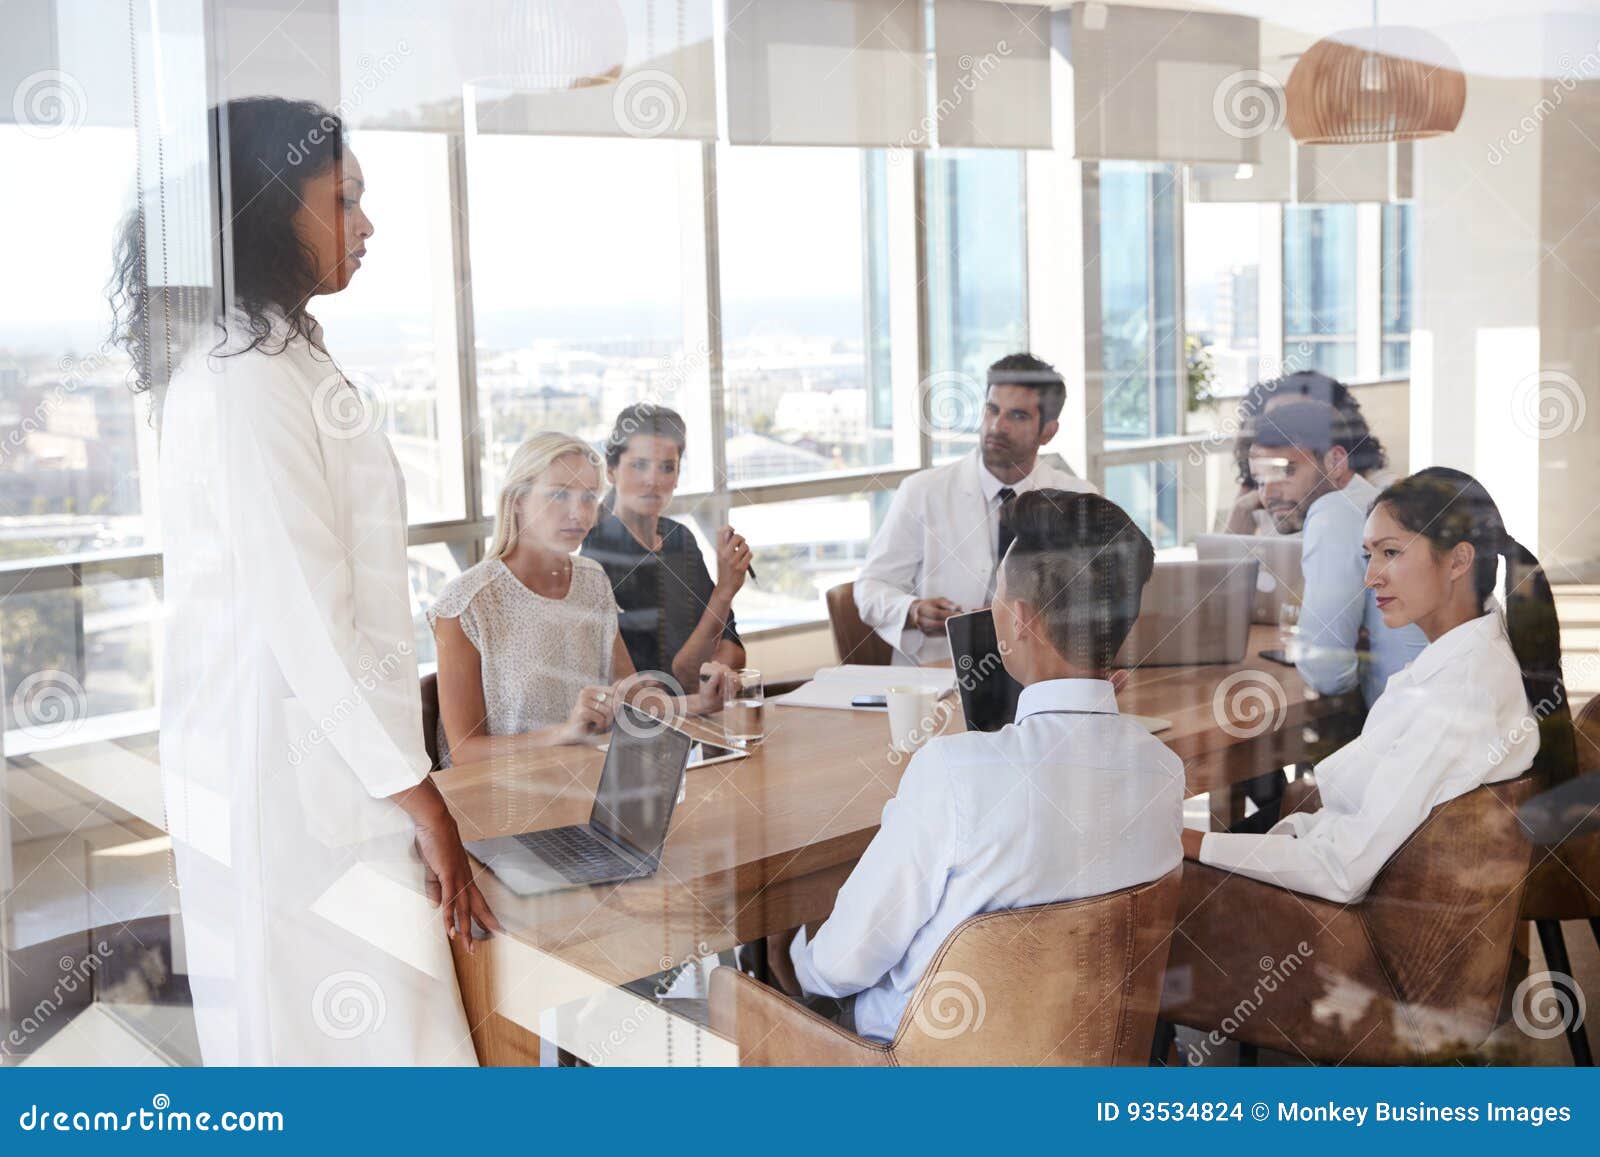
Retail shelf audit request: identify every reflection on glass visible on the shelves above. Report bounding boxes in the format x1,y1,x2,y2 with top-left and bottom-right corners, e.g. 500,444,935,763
408,542,471,668
316,131,466,524
718,146,888,485
1099,163,1180,441
1381,202,1414,376
1184,202,1262,400
925,151,1028,464
725,492,881,631
0,126,150,562
467,136,706,508
1284,204,1358,380
1104,461,1179,550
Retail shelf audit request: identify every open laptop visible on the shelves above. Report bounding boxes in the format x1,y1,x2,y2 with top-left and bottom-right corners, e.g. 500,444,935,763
465,704,693,895
945,609,1172,734
1194,533,1305,625
1112,559,1258,667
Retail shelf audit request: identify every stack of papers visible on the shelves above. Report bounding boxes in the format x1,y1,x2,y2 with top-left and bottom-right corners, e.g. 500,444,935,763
775,665,956,711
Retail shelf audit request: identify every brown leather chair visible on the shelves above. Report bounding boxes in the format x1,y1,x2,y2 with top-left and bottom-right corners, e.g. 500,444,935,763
710,868,1181,1066
1519,695,1600,1065
825,582,893,667
1163,774,1541,1064
420,672,441,771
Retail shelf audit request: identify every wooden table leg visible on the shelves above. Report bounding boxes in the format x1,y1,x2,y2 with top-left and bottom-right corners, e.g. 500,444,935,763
450,930,542,1067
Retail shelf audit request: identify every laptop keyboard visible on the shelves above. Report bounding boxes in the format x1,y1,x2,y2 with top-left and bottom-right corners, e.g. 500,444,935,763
515,826,646,885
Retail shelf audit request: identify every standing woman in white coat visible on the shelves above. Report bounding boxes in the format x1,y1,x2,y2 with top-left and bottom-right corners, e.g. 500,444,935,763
114,97,498,1064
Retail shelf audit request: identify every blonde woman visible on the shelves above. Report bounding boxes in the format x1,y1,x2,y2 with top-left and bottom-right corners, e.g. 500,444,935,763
431,432,725,766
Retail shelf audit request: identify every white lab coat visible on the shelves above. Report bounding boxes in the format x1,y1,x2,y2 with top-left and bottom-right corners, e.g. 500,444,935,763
158,315,475,1065
853,450,1096,664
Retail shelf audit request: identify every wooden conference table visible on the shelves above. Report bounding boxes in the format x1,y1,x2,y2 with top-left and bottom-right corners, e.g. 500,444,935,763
437,625,1361,1066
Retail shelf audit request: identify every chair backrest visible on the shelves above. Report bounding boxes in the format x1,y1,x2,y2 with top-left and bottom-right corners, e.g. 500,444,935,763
1574,694,1600,773
1361,773,1540,1053
1521,694,1600,919
420,672,441,771
825,582,893,667
888,867,1182,1066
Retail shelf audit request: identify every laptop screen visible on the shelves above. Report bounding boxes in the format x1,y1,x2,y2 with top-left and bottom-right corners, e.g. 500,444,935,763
945,609,1025,733
588,706,693,864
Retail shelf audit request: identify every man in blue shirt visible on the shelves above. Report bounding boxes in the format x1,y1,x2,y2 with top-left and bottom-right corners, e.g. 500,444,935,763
1249,400,1427,707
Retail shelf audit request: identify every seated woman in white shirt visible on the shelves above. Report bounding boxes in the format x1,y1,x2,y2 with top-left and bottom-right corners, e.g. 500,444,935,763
1187,467,1579,902
769,489,1186,1042
431,432,724,767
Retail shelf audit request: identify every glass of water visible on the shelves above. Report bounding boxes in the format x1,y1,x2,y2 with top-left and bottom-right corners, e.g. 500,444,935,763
722,668,766,746
1278,601,1302,662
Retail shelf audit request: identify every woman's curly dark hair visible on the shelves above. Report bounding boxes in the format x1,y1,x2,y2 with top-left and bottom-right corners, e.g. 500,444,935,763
110,96,344,389
1232,370,1388,488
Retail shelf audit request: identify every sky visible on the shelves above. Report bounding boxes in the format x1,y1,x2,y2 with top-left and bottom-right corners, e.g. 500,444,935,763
0,123,867,349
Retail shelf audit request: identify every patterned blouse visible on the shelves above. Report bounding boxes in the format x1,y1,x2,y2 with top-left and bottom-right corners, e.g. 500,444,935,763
426,556,618,767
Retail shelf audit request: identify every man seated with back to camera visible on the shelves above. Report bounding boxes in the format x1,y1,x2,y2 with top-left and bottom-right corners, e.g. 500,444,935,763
766,490,1186,1042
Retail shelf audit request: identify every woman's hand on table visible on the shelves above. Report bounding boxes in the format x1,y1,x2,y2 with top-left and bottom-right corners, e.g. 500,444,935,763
393,779,503,951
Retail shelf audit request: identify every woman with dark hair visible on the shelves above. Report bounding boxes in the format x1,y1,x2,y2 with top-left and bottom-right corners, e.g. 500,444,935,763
1183,467,1577,902
1221,370,1395,535
122,97,495,1065
580,403,749,690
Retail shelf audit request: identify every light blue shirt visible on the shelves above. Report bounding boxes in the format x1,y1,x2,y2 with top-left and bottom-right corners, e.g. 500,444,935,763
1295,472,1427,706
789,678,1184,1043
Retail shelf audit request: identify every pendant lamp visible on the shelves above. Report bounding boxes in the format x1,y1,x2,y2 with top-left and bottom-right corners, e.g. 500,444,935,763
1286,17,1465,144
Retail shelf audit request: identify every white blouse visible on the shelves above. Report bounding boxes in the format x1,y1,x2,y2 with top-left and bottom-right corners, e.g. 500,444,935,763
1200,610,1538,903
428,556,618,766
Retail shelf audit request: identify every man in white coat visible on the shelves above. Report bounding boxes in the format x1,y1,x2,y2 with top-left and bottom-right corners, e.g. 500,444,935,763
853,353,1097,665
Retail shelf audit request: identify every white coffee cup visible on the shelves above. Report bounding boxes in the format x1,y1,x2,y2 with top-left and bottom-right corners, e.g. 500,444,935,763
887,687,941,754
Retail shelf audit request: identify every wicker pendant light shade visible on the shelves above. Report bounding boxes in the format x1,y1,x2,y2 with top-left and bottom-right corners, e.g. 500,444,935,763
1286,27,1466,144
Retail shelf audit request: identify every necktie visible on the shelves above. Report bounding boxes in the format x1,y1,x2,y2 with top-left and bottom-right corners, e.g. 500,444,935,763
996,487,1017,561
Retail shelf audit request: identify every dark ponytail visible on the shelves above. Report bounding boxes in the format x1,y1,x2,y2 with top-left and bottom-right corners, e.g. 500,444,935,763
1373,467,1577,785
